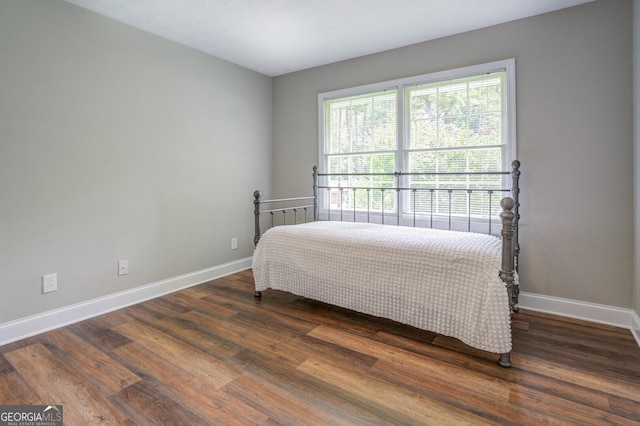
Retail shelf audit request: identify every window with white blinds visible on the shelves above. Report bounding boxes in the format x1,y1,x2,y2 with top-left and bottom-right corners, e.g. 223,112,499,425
318,59,516,221
324,90,398,212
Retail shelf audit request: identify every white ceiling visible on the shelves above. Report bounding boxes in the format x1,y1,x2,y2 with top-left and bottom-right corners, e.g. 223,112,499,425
64,0,594,77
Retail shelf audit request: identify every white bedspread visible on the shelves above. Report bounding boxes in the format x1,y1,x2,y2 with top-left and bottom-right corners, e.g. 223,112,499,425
252,221,511,354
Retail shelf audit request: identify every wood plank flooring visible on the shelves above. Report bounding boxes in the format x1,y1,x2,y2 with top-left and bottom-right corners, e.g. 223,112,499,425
1,269,639,425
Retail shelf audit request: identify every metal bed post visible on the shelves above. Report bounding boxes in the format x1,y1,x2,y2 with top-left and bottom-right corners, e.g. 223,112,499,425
499,197,516,311
253,190,262,247
511,160,521,311
498,196,515,368
253,190,263,298
313,166,319,221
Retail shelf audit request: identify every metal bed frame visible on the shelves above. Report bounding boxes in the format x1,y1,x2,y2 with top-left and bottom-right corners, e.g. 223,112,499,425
253,161,521,367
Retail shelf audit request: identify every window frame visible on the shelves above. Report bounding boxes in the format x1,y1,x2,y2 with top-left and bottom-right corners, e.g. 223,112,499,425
317,59,517,223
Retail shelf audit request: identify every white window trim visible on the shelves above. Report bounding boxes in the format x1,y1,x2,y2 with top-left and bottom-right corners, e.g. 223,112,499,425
317,59,517,173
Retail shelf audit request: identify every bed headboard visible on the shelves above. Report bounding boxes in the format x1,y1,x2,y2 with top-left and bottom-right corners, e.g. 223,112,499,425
255,160,520,243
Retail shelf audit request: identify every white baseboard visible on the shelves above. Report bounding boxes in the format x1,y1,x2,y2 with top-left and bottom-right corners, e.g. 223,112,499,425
2,268,639,350
0,257,252,346
519,291,640,347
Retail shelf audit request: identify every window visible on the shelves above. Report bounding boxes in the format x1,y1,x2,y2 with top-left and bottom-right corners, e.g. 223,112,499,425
318,59,516,224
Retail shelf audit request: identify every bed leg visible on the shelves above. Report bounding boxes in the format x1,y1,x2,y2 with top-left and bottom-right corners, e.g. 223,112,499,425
254,291,262,298
498,353,512,368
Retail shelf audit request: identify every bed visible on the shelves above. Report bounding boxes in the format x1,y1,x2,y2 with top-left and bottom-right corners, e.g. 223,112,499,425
251,161,521,367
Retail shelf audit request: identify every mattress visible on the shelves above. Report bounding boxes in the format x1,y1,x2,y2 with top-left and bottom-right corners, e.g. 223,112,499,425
252,221,512,354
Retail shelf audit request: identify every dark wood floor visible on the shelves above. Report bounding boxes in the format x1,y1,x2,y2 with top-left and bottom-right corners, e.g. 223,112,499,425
1,269,639,425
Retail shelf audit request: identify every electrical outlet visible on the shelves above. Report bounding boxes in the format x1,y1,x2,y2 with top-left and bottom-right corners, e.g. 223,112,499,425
118,260,128,276
42,273,57,293
231,237,238,250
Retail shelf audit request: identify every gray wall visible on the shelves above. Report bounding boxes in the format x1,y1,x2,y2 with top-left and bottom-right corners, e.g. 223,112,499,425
0,0,272,324
273,0,634,308
634,0,640,316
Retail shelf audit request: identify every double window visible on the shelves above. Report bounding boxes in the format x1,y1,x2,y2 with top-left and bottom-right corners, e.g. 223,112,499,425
318,59,516,224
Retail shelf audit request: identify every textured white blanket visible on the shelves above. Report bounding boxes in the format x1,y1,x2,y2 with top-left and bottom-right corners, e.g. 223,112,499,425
252,221,511,354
